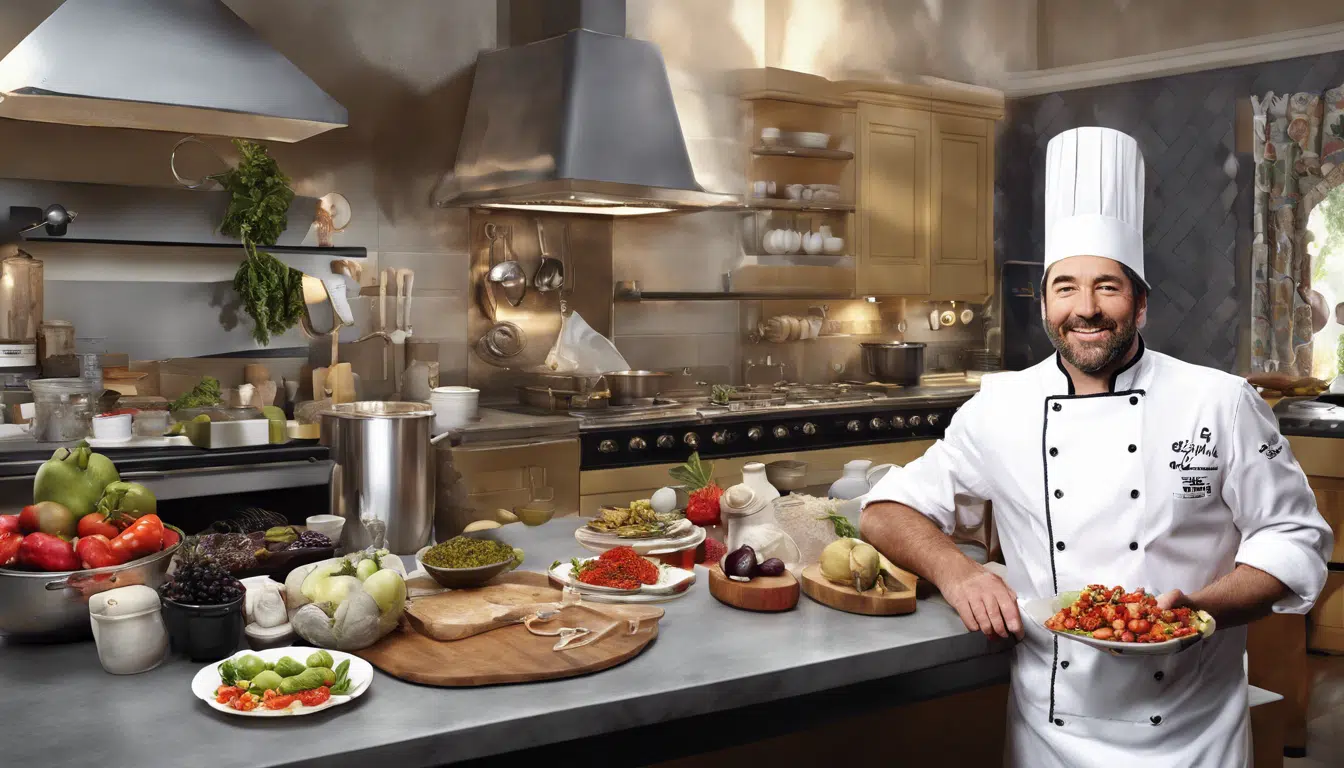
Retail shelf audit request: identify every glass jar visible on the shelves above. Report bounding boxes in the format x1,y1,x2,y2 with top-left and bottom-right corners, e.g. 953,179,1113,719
27,377,96,442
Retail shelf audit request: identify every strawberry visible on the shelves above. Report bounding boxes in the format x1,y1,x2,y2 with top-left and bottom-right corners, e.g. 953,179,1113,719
686,483,723,526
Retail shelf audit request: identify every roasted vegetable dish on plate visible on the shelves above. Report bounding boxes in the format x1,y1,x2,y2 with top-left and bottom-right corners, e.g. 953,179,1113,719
1044,584,1213,644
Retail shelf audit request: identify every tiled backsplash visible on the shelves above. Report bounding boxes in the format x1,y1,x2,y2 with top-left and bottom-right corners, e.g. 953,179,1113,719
996,49,1344,373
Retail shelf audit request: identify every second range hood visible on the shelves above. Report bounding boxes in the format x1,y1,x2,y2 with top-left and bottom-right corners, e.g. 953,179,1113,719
436,28,739,216
0,0,347,143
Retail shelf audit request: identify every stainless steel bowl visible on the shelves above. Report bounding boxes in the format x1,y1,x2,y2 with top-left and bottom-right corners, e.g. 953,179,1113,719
859,342,926,385
604,370,672,405
0,525,184,642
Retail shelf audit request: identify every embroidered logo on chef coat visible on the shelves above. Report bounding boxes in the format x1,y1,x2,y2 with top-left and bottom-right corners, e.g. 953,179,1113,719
1174,474,1213,499
1258,435,1283,460
1169,428,1219,472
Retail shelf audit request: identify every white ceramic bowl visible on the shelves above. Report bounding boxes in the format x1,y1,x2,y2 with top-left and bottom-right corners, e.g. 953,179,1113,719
91,412,133,443
429,386,479,432
823,236,845,255
789,131,830,149
804,232,825,255
784,183,805,201
305,514,346,543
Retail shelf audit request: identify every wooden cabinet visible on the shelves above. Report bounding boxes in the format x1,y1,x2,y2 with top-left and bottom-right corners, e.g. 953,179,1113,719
856,103,931,295
846,83,1001,301
930,113,993,299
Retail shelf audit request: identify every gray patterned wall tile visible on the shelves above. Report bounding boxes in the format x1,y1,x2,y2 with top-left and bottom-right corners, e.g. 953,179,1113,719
996,50,1344,372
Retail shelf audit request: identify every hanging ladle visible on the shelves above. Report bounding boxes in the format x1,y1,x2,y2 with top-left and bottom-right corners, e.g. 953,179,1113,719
485,223,527,307
532,218,564,292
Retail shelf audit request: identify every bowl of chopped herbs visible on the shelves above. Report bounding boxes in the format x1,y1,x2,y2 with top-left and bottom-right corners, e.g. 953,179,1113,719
415,536,525,589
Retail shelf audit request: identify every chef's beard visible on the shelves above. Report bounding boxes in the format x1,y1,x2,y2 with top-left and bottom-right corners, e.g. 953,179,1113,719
1044,309,1139,374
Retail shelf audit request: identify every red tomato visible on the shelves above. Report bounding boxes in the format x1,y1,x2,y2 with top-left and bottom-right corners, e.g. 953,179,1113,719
263,694,298,710
233,693,259,712
77,512,121,540
215,685,244,704
0,515,19,534
297,687,331,707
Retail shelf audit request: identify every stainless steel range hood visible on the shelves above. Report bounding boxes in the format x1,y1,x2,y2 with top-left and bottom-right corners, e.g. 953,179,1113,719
0,0,347,143
436,17,739,216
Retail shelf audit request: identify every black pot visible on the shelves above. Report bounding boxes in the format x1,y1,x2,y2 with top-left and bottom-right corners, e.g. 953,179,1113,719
161,595,244,662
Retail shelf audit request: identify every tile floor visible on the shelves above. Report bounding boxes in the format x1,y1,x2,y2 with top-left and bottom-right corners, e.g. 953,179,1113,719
1285,654,1344,767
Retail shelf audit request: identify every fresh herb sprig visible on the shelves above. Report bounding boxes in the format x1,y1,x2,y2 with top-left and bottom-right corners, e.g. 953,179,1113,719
218,139,306,345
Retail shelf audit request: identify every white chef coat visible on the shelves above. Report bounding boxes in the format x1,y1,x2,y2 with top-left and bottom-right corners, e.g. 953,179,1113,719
865,340,1333,767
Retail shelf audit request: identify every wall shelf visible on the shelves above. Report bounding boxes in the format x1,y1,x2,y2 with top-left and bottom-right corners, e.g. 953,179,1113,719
751,145,854,160
20,236,367,259
741,200,855,212
615,290,856,302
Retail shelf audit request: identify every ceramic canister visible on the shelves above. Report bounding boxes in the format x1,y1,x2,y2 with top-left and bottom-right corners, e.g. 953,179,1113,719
89,585,168,675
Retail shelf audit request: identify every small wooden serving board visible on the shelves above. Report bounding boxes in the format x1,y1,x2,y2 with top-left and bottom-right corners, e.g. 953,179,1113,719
355,571,664,687
799,564,917,616
405,571,564,641
707,565,799,612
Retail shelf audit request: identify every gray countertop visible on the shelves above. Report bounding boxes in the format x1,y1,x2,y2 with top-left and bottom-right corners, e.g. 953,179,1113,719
456,406,580,444
1,519,1009,768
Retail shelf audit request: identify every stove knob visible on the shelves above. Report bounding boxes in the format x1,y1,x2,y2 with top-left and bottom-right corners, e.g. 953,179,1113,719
683,432,700,449
712,430,729,445
773,426,789,439
598,440,618,454
747,427,763,441
869,417,886,430
847,420,862,432
909,415,923,427
628,436,647,451
802,422,817,436
927,413,941,427
657,434,676,449
891,415,906,428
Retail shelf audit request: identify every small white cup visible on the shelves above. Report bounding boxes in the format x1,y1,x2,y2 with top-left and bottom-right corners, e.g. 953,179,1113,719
92,412,132,443
305,514,346,544
751,180,770,198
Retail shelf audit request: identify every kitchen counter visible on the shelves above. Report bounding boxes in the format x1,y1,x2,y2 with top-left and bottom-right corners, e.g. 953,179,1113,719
0,518,1010,768
455,406,580,444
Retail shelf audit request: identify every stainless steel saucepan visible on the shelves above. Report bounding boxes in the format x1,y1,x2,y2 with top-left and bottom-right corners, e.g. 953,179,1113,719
859,342,925,385
604,370,672,405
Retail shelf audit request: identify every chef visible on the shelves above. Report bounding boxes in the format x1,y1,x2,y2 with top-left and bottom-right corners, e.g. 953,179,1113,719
861,126,1333,767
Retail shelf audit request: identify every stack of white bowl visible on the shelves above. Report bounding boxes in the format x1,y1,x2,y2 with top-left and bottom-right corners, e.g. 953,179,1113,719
428,386,479,433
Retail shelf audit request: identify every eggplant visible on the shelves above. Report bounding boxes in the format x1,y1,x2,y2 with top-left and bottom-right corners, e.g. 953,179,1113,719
721,545,757,580
757,558,786,577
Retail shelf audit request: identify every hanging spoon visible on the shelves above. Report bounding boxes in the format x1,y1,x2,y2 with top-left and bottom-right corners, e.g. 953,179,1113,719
532,219,564,292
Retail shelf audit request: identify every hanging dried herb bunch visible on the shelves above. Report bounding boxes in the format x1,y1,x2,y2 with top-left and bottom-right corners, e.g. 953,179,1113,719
218,139,306,345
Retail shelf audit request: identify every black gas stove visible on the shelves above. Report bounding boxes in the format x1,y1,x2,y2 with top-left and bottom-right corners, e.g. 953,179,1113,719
578,398,964,470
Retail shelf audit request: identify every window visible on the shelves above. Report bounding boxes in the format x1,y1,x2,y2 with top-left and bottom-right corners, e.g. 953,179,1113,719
1308,185,1344,381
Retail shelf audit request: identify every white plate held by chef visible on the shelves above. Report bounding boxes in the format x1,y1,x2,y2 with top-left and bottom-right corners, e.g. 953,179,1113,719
859,126,1333,768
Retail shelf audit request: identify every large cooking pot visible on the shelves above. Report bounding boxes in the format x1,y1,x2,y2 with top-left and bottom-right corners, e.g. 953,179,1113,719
860,342,926,385
604,370,672,405
0,526,183,643
321,401,436,555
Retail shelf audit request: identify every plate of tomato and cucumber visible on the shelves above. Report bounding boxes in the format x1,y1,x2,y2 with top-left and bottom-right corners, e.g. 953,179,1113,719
191,646,373,717
1022,584,1215,656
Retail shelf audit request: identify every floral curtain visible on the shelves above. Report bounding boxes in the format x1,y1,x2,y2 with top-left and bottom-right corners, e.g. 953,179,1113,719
1250,84,1344,375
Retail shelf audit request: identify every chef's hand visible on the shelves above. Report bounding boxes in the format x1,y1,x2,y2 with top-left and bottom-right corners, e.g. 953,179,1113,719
941,561,1023,640
1155,589,1192,611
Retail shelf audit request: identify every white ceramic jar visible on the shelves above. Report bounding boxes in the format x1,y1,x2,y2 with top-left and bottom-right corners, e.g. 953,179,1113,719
740,462,780,506
829,459,873,500
89,585,168,675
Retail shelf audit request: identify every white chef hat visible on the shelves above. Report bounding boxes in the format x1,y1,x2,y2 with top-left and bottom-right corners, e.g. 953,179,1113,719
1044,127,1147,287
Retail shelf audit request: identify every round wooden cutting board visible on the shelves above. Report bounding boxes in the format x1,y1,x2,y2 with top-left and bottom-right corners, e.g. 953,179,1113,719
707,565,799,612
799,564,917,616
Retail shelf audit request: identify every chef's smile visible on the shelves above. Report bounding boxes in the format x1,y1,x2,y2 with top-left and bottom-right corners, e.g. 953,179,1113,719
1042,255,1145,376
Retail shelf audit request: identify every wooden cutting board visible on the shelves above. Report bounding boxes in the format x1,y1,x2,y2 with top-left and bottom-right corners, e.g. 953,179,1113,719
799,564,917,616
405,571,569,641
355,600,663,687
707,565,799,612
